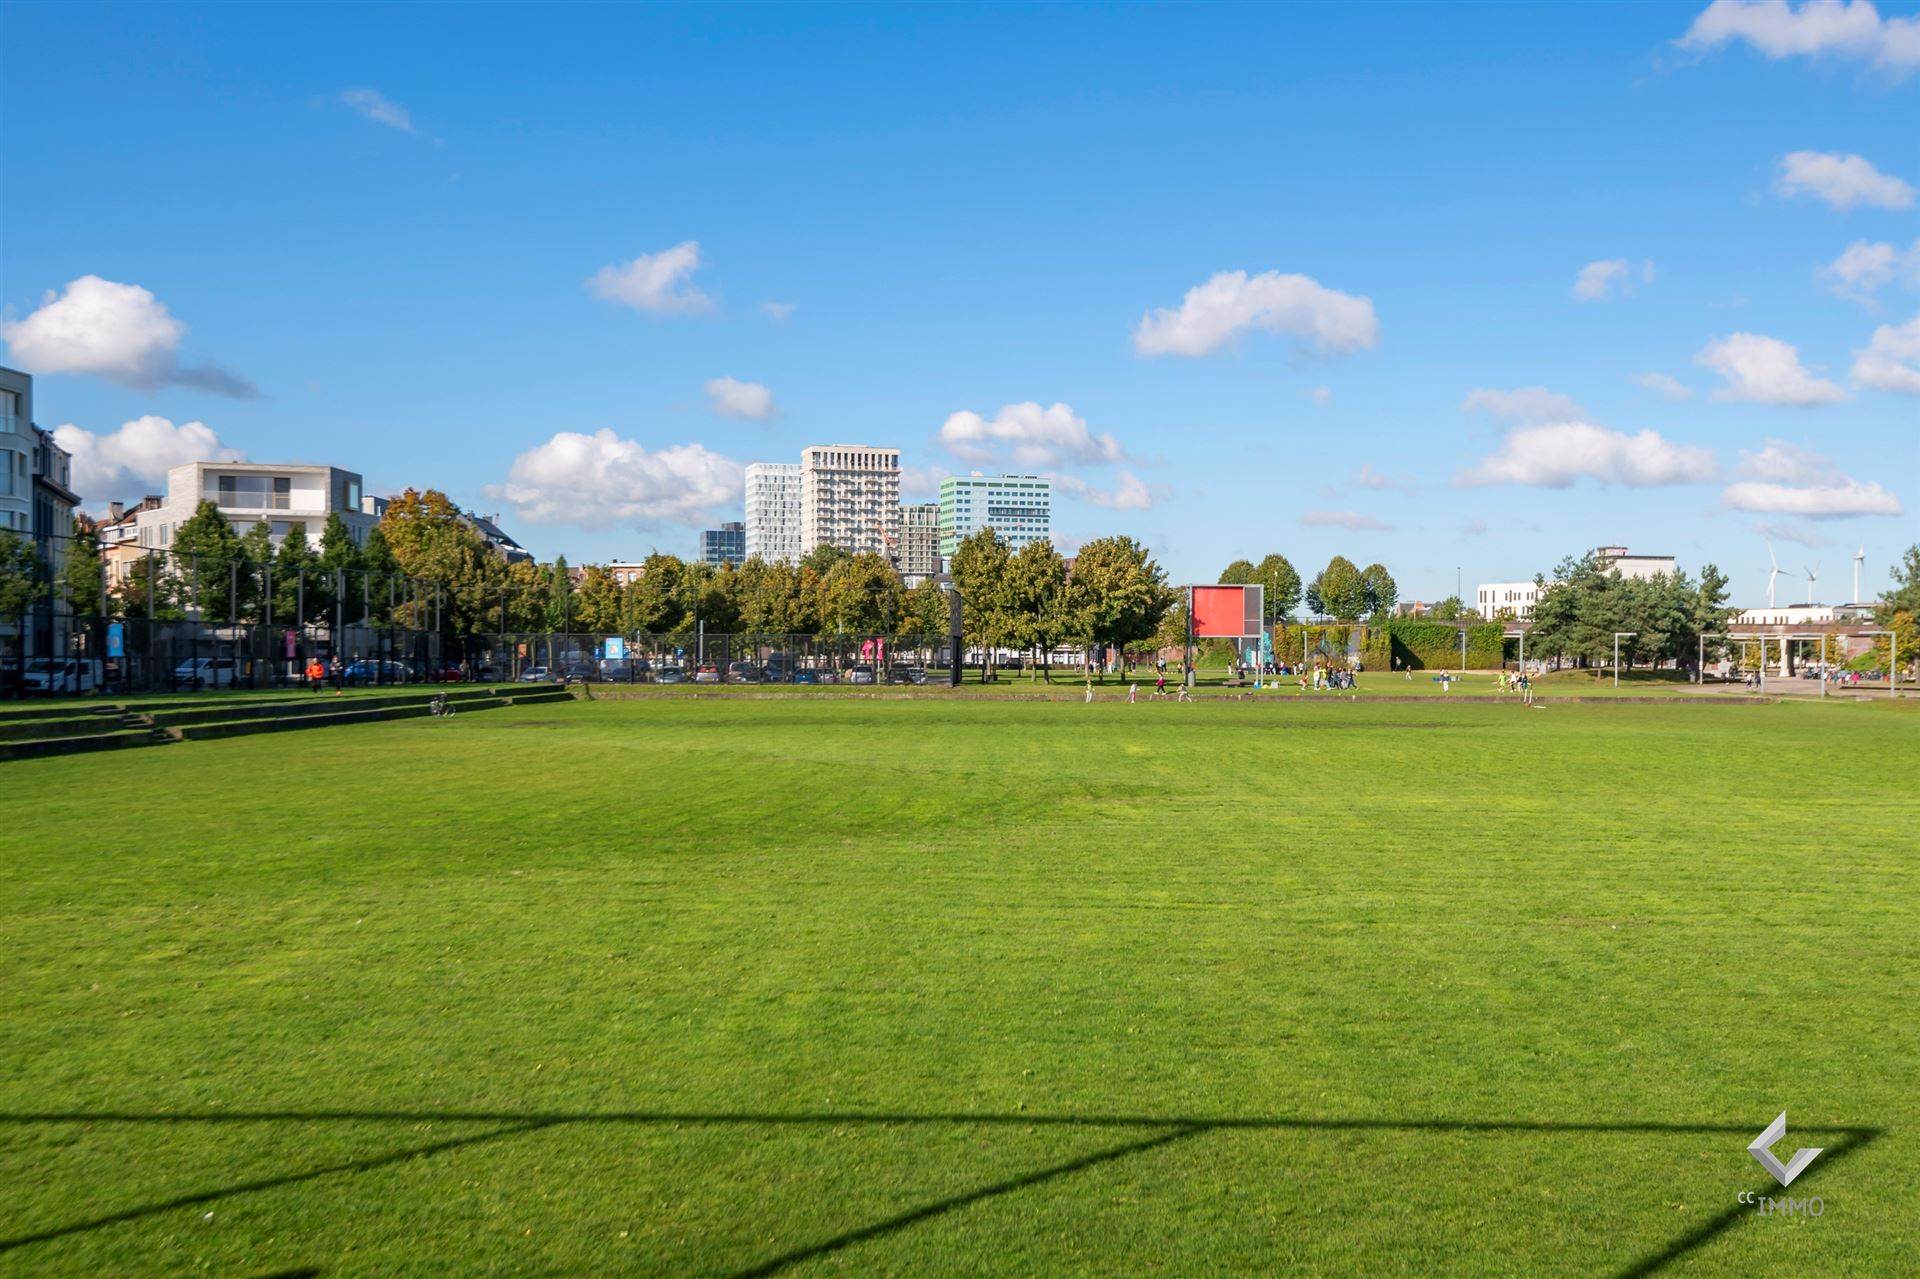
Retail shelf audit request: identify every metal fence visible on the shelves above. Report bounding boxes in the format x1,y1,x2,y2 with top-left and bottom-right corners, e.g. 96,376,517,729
468,632,959,685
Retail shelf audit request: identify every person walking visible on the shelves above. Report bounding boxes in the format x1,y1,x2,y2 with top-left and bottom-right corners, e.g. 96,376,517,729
1128,682,1138,704
1177,680,1193,703
305,656,325,692
329,654,345,695
1155,669,1167,698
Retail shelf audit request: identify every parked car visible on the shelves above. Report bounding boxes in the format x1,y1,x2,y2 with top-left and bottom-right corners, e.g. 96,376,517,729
693,664,721,684
727,661,760,683
847,664,875,685
432,663,466,683
598,659,632,681
654,665,685,684
791,668,820,685
890,665,928,685
518,665,552,682
763,653,792,682
559,661,595,682
173,657,238,689
21,658,102,694
345,659,409,686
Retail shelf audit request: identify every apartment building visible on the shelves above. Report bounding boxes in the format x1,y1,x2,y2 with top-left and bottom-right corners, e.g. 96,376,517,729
800,445,899,558
898,503,941,580
937,474,1051,557
745,462,802,564
134,461,386,551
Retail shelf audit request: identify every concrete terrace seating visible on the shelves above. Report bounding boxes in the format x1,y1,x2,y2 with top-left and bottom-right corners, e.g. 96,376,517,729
0,684,573,761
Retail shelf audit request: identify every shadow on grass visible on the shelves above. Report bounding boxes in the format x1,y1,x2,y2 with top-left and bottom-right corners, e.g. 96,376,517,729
0,1110,1881,1278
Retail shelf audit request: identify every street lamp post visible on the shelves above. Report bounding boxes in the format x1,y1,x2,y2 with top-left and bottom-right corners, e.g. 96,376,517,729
1613,632,1637,690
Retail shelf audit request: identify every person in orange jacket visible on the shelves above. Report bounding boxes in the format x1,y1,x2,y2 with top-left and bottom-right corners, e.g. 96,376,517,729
305,657,325,691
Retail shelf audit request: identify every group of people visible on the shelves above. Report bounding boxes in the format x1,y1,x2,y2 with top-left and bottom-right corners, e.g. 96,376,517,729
305,655,344,694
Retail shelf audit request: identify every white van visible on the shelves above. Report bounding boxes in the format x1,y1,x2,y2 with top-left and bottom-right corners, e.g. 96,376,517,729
172,657,239,688
21,658,103,694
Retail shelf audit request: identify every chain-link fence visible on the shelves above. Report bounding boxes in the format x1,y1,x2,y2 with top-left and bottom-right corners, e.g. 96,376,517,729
463,632,957,685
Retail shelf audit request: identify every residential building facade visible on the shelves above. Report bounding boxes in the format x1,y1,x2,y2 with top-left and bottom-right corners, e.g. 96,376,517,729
0,367,33,536
701,521,746,567
135,461,385,552
898,503,941,580
745,462,802,563
937,474,1051,557
800,445,899,558
1476,547,1680,620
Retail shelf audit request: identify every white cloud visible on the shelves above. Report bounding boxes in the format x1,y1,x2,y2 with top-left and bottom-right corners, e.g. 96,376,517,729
938,401,1127,468
53,416,245,503
1695,332,1846,404
1754,520,1826,548
1721,439,1899,515
1352,463,1416,493
760,302,797,323
1462,518,1490,537
1634,371,1695,399
1458,423,1716,488
339,88,414,132
486,431,742,528
705,376,776,421
1133,269,1378,358
1724,478,1902,516
1461,386,1586,423
899,463,950,500
1572,258,1654,301
1,275,257,397
1738,439,1840,483
1300,510,1394,531
587,241,714,314
1310,385,1333,405
1677,0,1920,73
1774,151,1915,211
1823,238,1920,304
1851,312,1920,393
1052,471,1160,510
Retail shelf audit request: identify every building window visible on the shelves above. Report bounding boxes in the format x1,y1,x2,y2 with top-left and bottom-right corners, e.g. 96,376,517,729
218,474,292,509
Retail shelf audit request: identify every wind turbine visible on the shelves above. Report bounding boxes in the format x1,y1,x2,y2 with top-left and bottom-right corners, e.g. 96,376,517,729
1766,540,1784,609
1803,563,1818,606
1853,546,1865,604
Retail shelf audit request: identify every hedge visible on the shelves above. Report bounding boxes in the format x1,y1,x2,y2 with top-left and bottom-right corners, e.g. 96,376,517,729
1272,620,1504,670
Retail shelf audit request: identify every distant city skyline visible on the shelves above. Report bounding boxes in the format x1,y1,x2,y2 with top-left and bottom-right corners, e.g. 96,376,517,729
2,2,1914,606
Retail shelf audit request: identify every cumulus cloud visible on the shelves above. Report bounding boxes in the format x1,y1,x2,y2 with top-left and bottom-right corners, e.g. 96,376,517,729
1724,478,1902,516
1572,258,1654,301
587,241,714,314
53,416,245,503
1634,371,1695,399
1462,386,1586,423
899,463,951,500
1300,510,1394,531
1774,151,1915,211
1133,270,1378,358
1052,471,1160,510
1823,238,1920,304
1,275,258,397
1695,332,1845,404
938,401,1127,467
1677,0,1920,73
1352,463,1416,493
486,431,742,528
760,302,797,323
1754,520,1825,547
1721,439,1899,515
1458,423,1716,488
1851,312,1920,393
339,88,414,131
705,376,776,421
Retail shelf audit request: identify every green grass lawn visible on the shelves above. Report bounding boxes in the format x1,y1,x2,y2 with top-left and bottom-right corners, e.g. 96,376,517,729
2,697,1914,1276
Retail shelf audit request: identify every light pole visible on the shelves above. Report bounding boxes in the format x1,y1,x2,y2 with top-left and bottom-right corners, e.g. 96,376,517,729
1613,632,1637,689
1860,630,1898,698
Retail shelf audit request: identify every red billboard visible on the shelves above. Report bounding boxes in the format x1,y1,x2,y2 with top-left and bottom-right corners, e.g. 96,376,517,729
1190,585,1264,638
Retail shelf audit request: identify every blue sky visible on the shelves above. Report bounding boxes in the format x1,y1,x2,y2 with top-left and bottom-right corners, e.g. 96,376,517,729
2,0,1915,604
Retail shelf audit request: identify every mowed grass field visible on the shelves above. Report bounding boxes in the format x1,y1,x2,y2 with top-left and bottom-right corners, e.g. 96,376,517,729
2,696,1915,1277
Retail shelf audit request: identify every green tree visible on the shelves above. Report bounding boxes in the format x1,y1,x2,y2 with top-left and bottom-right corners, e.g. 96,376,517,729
1005,539,1068,678
60,524,105,616
170,499,244,621
1430,595,1467,622
1252,552,1302,621
629,553,688,633
546,556,573,632
1309,555,1368,621
359,526,402,626
573,565,625,633
1690,563,1736,672
237,519,275,622
1878,543,1920,620
1070,534,1173,681
274,522,320,626
318,512,363,625
816,552,901,634
949,528,1013,679
1218,558,1255,585
1359,563,1397,619
906,577,950,637
0,533,39,665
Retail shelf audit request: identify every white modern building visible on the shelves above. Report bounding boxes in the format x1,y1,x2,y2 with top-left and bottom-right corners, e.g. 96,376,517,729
937,474,1052,557
800,445,899,558
898,503,941,580
745,461,802,563
1476,546,1680,620
0,366,33,537
1475,581,1542,620
135,461,385,551
1734,602,1874,627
